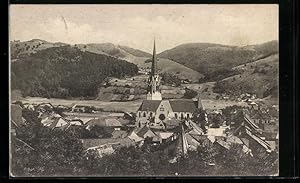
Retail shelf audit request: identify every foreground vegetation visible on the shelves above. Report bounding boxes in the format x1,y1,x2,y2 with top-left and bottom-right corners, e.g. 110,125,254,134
11,108,278,176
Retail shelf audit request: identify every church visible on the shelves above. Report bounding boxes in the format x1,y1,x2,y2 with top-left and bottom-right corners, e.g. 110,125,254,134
135,40,203,129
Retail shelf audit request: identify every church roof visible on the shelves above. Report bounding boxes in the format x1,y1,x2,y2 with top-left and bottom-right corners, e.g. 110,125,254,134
138,99,198,113
169,100,197,112
138,100,161,111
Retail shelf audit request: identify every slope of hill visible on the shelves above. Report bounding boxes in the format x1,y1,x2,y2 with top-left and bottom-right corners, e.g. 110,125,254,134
74,43,151,59
75,43,203,82
11,39,68,59
118,45,152,57
11,46,138,98
213,54,279,98
134,57,204,82
75,43,127,58
158,41,278,79
156,58,204,82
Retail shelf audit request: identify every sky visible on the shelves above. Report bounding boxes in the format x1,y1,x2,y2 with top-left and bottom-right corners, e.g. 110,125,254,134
10,4,278,53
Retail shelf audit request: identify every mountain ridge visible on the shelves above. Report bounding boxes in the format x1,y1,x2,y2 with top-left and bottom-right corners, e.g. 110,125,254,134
157,40,278,76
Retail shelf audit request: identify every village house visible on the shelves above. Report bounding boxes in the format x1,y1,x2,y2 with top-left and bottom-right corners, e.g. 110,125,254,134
81,138,134,158
155,132,174,143
40,113,70,129
86,118,123,131
127,130,144,143
252,110,271,124
36,103,54,113
164,119,182,130
231,113,273,157
136,126,157,139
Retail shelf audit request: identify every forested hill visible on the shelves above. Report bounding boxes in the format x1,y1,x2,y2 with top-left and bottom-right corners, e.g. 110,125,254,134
158,40,278,77
11,46,139,98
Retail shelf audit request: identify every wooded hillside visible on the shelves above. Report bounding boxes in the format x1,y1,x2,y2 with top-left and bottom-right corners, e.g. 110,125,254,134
11,46,138,98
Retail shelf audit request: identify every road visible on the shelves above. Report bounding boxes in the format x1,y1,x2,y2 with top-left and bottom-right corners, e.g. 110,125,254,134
19,97,249,113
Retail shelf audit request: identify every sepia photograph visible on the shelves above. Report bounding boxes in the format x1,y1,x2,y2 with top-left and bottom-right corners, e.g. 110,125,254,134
9,4,279,177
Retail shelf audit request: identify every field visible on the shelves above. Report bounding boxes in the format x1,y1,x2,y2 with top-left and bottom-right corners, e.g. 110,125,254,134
19,96,249,113
20,97,142,113
182,82,219,99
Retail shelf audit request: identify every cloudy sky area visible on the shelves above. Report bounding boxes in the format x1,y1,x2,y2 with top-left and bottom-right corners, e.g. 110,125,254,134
10,4,278,53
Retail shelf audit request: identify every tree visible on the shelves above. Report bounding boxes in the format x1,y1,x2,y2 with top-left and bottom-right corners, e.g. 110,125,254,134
183,88,198,99
222,105,244,126
89,126,113,138
192,108,207,133
12,127,87,176
210,114,223,128
161,73,181,86
214,143,278,176
11,108,87,176
213,143,251,175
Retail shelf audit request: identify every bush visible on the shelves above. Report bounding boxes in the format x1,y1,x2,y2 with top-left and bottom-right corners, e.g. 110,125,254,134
161,73,181,86
183,88,198,99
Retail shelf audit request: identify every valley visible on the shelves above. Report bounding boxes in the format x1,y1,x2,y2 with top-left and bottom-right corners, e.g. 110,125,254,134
10,39,279,105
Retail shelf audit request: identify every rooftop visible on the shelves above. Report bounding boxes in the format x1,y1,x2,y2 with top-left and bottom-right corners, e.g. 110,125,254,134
169,99,197,112
81,137,134,149
137,99,198,113
138,100,161,111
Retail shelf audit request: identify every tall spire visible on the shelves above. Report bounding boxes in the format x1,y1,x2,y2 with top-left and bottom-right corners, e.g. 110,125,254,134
151,39,157,75
146,38,162,100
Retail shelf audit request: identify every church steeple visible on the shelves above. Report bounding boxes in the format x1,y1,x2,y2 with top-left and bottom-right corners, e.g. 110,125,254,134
146,39,162,100
151,39,157,75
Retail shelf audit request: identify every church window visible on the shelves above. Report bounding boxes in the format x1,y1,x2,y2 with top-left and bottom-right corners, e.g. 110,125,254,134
159,114,166,121
139,112,141,117
175,113,178,119
143,112,146,117
150,112,153,117
187,113,190,119
181,113,184,119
